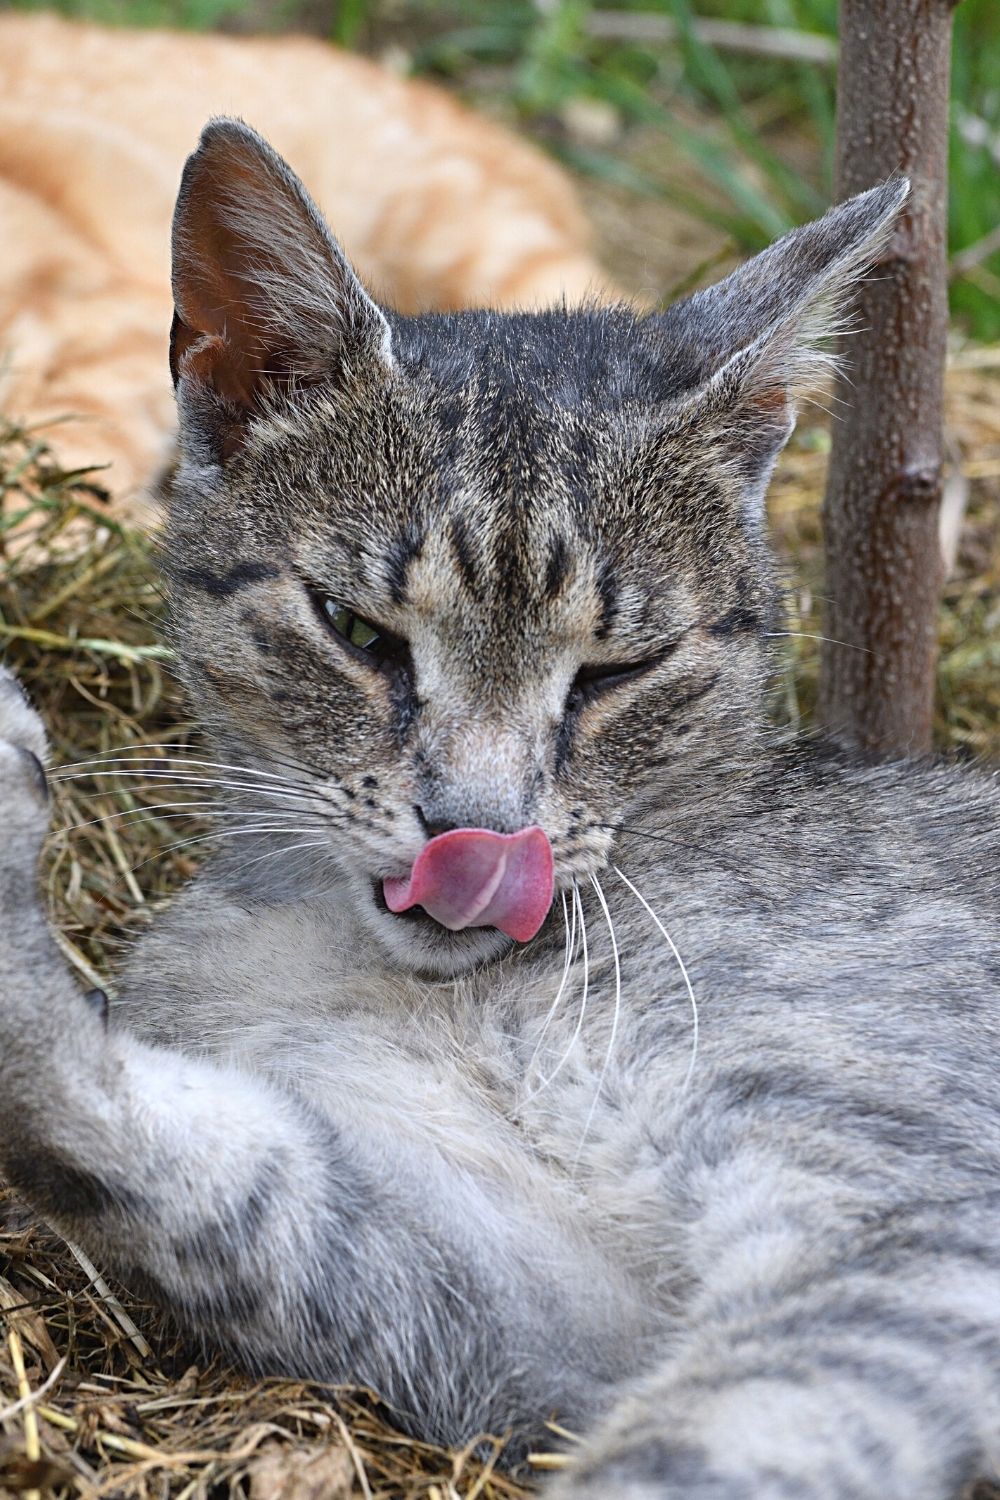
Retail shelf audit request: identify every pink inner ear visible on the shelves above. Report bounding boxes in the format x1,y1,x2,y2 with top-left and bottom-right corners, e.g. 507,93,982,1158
383,826,555,942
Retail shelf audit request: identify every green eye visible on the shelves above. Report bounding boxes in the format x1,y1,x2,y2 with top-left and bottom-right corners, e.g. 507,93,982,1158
323,600,383,651
311,591,411,671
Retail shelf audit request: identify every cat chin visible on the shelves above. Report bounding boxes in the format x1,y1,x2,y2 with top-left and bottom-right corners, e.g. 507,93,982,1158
357,878,514,978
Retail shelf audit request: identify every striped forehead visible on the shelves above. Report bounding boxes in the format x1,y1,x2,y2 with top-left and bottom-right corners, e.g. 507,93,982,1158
389,498,617,644
383,376,625,638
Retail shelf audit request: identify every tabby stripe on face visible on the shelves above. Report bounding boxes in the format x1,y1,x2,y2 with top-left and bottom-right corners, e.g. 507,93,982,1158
708,604,761,637
544,534,571,599
242,613,302,659
449,513,480,598
179,561,280,599
664,671,721,716
383,525,424,605
594,558,618,639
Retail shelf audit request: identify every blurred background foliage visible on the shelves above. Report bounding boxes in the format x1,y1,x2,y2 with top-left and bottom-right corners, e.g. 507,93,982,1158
7,0,1000,337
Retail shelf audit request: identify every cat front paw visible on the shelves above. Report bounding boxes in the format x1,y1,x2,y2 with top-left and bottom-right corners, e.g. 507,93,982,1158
0,666,52,867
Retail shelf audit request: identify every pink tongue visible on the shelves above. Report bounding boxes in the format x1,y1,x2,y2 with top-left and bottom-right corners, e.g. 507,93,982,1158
383,825,554,942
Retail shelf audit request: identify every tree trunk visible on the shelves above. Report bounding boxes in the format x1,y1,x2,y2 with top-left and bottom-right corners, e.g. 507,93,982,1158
819,0,960,755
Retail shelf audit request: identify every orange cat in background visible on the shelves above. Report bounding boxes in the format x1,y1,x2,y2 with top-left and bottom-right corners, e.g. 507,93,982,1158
0,12,609,516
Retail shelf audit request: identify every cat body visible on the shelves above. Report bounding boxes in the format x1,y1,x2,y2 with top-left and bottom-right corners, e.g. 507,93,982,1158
125,746,1000,1484
1,121,999,1498
0,13,604,513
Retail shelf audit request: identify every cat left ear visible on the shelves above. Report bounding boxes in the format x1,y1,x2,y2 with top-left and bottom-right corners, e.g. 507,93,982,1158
660,176,909,509
170,117,392,461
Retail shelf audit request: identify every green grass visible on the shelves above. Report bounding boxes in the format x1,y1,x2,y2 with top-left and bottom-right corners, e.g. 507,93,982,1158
398,0,1000,336
10,0,246,26
9,0,1000,335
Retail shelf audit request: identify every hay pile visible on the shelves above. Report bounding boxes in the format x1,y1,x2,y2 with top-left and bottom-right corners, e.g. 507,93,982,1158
0,347,998,1496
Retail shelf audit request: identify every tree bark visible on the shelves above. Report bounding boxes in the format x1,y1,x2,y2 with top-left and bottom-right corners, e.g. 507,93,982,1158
819,0,960,755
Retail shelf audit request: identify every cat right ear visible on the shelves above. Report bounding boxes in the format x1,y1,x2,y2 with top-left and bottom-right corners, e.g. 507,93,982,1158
170,117,392,461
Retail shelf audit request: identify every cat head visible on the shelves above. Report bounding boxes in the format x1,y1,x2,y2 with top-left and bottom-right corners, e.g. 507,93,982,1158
166,117,906,976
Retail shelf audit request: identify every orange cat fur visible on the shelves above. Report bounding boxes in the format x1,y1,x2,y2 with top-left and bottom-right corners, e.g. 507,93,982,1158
0,12,610,516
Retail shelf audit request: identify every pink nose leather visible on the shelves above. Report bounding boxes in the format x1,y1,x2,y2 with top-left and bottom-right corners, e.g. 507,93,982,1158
383,825,555,942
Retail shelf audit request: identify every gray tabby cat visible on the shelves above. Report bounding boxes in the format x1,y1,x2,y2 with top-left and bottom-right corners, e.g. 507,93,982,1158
1,118,999,1499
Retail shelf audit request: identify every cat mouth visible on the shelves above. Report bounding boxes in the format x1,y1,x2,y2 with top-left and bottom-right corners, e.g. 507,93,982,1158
370,878,513,947
379,826,554,940
371,879,439,927
367,873,519,977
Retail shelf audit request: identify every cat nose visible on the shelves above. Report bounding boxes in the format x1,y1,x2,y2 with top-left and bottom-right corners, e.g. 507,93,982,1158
414,724,537,837
414,805,524,839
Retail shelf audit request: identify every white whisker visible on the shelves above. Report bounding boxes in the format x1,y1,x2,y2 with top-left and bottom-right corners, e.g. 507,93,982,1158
238,838,333,872
55,753,308,784
523,883,590,1106
129,823,330,872
573,874,621,1171
764,631,872,655
54,770,322,806
614,866,699,1092
62,801,311,833
56,742,318,782
525,890,576,1084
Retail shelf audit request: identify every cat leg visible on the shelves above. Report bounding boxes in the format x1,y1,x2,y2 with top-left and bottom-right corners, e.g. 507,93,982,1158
0,667,630,1453
550,1195,1000,1499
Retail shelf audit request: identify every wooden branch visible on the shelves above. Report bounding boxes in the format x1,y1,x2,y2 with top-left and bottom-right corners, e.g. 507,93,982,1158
818,0,960,755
